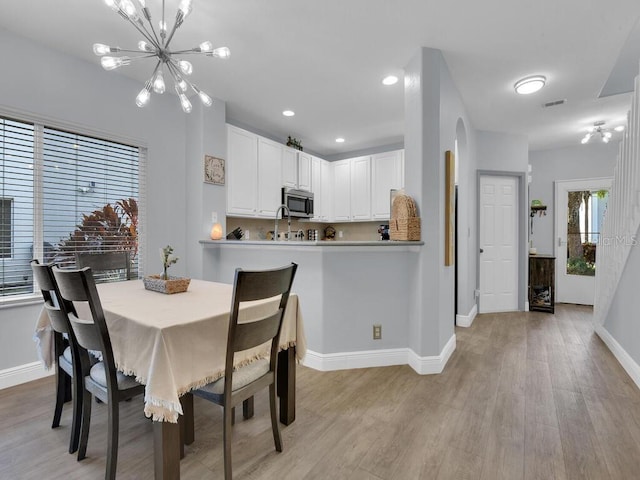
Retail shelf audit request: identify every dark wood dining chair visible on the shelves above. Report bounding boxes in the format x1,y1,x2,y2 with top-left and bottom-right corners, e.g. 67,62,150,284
75,251,132,282
193,262,298,480
30,259,84,454
52,266,145,480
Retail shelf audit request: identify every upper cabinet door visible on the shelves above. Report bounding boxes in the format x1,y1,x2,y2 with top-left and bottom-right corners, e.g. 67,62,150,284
320,159,333,221
227,126,258,216
311,157,322,221
282,148,298,188
350,156,371,220
257,138,283,217
298,153,312,191
333,160,351,221
371,150,404,219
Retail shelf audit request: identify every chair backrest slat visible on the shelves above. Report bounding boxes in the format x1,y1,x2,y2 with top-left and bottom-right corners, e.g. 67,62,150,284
233,312,283,353
75,251,131,281
234,268,296,302
68,314,104,352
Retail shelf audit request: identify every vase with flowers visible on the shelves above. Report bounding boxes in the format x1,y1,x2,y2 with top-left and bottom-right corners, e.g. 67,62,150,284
143,245,191,294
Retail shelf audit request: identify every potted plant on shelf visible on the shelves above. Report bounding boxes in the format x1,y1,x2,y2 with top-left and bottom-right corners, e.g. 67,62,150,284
143,245,191,294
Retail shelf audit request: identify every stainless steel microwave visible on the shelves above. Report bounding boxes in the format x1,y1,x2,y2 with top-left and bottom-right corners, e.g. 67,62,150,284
282,187,314,218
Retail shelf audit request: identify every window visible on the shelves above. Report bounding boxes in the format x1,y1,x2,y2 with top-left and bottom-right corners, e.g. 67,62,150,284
0,115,144,298
0,198,12,258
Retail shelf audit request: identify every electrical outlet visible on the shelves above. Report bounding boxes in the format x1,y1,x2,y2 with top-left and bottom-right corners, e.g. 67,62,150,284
373,324,382,340
338,230,343,238
211,211,218,224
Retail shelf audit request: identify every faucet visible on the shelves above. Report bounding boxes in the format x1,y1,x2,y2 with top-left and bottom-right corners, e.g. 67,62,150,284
274,205,291,241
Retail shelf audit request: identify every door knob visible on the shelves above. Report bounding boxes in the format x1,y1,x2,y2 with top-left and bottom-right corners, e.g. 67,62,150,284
480,248,484,253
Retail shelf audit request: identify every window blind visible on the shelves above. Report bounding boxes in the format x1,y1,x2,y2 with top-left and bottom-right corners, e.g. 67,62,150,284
0,115,143,297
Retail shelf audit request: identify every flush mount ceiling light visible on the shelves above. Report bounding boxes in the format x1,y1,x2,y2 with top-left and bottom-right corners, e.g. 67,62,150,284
282,110,295,117
335,137,345,143
95,0,230,113
514,75,546,95
581,121,624,144
382,75,399,86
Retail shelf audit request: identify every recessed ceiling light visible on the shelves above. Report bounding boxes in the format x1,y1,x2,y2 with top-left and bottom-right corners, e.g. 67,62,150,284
335,137,345,143
382,75,399,86
282,110,295,117
614,125,625,132
514,75,546,95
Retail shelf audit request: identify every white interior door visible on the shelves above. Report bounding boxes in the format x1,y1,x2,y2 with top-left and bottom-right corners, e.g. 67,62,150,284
479,175,518,313
555,178,611,305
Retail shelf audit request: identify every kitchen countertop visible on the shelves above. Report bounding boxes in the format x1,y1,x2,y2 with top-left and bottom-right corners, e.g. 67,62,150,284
200,239,424,247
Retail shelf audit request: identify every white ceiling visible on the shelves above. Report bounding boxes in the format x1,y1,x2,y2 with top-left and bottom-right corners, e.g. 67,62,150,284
1,0,639,156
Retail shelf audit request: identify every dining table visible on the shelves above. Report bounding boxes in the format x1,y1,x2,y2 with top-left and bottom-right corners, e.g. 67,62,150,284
34,278,306,480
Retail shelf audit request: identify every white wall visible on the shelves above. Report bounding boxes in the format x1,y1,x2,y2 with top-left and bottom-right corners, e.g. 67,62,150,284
0,27,189,371
529,143,617,255
603,221,640,374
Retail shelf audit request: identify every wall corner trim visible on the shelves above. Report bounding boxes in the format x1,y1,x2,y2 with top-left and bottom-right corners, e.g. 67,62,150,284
302,334,457,375
595,324,640,390
456,304,477,328
0,361,53,391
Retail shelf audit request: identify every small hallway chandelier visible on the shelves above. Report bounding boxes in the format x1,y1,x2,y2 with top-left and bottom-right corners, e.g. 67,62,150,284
581,121,625,144
94,0,230,113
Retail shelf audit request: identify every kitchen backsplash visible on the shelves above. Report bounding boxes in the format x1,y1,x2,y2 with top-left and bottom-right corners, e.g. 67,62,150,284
225,218,384,241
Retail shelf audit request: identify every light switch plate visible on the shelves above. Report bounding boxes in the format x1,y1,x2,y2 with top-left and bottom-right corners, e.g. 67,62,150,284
211,212,218,223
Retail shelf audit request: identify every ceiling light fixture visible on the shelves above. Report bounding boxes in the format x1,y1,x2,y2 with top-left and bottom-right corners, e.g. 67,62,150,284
335,137,345,143
95,0,230,113
581,121,623,144
382,75,399,86
514,75,546,95
282,110,295,117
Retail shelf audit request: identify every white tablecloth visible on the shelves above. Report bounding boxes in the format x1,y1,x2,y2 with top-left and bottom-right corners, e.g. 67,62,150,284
34,279,306,423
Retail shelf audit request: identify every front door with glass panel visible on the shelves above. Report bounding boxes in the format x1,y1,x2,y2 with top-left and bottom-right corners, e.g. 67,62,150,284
555,178,611,305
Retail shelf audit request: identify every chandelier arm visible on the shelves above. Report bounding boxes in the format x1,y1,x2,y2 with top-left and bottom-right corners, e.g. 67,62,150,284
122,14,159,48
164,11,185,50
138,19,162,50
167,61,194,90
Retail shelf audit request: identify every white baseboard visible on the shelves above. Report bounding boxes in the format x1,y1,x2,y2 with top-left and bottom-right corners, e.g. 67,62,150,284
302,334,456,376
456,304,478,328
408,334,456,374
595,325,640,389
0,361,53,390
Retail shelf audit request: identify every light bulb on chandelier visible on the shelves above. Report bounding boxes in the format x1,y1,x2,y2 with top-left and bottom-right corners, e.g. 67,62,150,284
94,0,230,112
581,121,625,144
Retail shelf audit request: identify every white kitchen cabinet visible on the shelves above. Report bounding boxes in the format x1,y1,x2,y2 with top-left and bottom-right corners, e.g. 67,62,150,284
282,148,298,188
371,150,404,219
333,159,351,221
257,137,283,217
227,126,258,216
320,159,333,221
350,156,371,220
298,153,312,191
282,148,312,191
311,157,322,221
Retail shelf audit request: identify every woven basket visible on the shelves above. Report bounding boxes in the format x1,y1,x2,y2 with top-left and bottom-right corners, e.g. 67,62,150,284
143,275,191,294
390,194,421,241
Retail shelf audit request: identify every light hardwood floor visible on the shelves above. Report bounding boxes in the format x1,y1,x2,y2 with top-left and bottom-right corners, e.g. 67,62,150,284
3,305,640,479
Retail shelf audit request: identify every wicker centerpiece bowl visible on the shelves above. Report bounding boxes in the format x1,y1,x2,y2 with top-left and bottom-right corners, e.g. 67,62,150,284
144,245,190,294
143,275,190,294
390,194,421,241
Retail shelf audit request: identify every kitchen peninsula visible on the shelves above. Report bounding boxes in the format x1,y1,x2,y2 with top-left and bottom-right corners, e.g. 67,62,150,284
200,239,423,371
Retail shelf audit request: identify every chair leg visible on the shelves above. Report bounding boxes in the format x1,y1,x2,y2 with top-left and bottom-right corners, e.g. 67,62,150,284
77,389,92,461
69,372,84,454
269,383,282,452
243,396,254,419
52,368,68,428
223,406,234,480
106,400,119,480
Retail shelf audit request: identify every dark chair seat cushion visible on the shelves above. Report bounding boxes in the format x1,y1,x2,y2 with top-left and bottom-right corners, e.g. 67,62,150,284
89,362,141,391
196,359,270,401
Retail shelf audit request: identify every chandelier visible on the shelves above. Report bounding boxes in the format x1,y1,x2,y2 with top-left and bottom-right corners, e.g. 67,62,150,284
581,121,625,144
94,0,230,113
